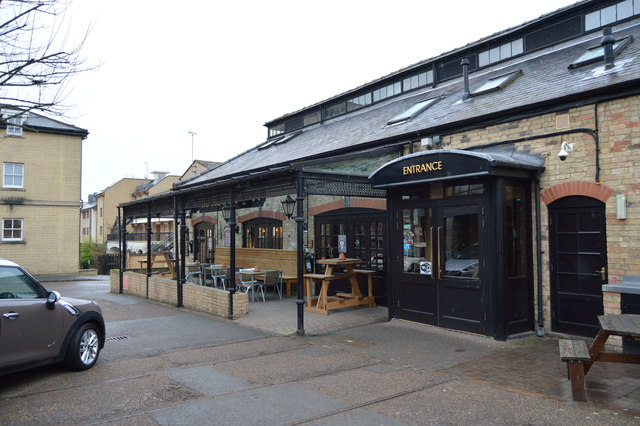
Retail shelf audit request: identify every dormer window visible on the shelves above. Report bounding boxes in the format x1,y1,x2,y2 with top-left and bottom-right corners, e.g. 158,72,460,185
568,36,631,69
387,96,440,126
3,110,27,137
471,70,522,97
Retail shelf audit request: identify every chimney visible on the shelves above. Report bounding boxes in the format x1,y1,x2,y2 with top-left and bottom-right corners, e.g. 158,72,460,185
601,27,615,70
461,58,470,101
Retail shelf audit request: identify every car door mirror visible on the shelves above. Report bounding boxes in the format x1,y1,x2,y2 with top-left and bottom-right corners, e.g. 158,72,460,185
46,291,61,310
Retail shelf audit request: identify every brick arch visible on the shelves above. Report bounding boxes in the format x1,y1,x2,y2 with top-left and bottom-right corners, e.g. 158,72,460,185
540,181,613,206
191,215,218,226
309,198,386,216
237,210,286,223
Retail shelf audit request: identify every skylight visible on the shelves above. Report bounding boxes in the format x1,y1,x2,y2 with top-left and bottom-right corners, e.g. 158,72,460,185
568,36,631,69
471,70,522,97
387,97,441,126
258,131,302,150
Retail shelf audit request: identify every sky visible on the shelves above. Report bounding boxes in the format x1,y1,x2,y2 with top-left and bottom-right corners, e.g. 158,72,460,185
60,0,579,201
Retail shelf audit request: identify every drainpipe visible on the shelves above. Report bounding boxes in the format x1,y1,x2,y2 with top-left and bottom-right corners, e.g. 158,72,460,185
461,58,471,101
535,171,545,337
601,27,615,70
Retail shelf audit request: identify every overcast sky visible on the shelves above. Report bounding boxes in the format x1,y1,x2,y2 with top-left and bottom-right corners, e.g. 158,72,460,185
63,0,578,201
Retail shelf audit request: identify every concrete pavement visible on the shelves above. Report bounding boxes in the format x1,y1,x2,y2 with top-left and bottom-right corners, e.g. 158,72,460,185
1,277,638,425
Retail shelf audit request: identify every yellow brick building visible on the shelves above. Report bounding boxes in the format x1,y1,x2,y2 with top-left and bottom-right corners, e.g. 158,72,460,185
1,109,88,274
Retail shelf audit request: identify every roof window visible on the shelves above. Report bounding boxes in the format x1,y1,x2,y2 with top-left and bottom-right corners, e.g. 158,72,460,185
470,70,522,97
568,36,631,69
258,131,302,150
387,96,441,126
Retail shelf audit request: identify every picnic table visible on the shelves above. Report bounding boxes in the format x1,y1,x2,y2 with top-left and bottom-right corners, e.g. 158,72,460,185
303,257,375,315
560,314,640,401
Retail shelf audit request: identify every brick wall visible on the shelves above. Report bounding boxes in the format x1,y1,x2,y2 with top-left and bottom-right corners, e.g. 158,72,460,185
110,270,248,319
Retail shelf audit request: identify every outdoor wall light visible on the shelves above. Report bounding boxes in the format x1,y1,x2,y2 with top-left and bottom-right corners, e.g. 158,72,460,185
557,141,574,161
221,204,231,222
281,195,296,219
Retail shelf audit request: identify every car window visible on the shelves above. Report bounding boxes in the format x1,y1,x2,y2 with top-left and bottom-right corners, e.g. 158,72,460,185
0,266,47,299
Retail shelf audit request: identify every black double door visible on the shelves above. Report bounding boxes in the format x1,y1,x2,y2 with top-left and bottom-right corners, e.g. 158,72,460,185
395,197,487,334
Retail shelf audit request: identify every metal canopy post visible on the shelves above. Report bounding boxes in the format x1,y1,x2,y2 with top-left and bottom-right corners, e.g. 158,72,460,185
146,204,152,278
118,207,123,294
296,173,305,336
228,202,237,320
178,207,186,308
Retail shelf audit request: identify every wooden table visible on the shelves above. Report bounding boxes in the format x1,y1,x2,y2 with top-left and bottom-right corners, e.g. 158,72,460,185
303,258,376,315
563,314,640,401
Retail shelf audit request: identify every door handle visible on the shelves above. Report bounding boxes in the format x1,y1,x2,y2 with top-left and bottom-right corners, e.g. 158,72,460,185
3,312,19,319
595,267,606,281
437,227,442,280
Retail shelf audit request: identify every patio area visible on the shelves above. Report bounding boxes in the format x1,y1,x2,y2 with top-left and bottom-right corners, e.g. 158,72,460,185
233,296,389,336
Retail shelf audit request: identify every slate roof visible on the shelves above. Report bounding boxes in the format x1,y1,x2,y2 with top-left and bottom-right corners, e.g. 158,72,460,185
176,11,640,191
1,106,88,137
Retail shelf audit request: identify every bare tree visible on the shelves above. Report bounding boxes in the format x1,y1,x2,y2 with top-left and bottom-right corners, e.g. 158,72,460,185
0,0,90,121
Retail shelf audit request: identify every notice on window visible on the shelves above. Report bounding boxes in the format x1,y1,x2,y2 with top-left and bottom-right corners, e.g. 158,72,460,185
223,227,230,247
420,261,432,275
338,235,347,253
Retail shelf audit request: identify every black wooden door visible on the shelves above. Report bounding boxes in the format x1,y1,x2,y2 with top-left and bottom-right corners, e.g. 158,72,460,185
549,196,607,337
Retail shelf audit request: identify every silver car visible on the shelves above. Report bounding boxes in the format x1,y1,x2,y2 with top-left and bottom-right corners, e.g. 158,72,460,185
0,258,105,375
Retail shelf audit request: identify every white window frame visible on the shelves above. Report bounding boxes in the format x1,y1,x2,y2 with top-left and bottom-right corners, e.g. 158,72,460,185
2,110,27,137
3,162,24,188
2,218,23,241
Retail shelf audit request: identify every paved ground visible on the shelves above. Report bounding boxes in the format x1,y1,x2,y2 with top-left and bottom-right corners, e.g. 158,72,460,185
1,277,639,425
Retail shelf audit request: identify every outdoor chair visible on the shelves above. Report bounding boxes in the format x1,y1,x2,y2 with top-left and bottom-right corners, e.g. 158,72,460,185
259,270,282,299
185,263,202,284
236,268,264,302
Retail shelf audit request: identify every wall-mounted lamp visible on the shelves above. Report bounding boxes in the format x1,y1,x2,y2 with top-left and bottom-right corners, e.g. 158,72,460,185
557,141,574,161
281,195,296,219
617,194,627,220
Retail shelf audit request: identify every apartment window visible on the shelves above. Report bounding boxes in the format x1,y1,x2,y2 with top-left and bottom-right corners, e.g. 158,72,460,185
347,93,372,112
3,111,26,137
3,163,24,188
268,123,285,138
478,39,524,67
585,0,639,31
243,218,283,249
403,70,434,91
373,82,401,102
325,101,347,119
2,219,23,241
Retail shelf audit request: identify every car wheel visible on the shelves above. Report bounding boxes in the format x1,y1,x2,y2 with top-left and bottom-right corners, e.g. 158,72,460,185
65,323,101,371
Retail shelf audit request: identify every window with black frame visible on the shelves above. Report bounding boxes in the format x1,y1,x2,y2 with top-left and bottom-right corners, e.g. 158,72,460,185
242,218,283,249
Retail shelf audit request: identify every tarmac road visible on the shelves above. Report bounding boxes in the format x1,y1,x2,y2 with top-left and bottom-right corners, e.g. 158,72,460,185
0,278,637,425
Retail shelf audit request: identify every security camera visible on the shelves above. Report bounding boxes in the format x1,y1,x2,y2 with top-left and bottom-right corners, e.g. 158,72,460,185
557,142,574,161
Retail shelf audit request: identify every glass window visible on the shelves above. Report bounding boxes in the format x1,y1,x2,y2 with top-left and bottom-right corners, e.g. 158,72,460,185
325,101,346,119
471,70,522,96
443,212,479,279
569,37,630,69
2,219,23,241
373,81,401,102
402,208,432,273
347,93,372,111
387,97,440,126
505,186,527,278
5,115,24,136
445,184,484,197
3,163,24,188
268,123,284,138
243,218,282,249
403,70,433,91
478,39,524,67
0,266,46,299
585,10,600,31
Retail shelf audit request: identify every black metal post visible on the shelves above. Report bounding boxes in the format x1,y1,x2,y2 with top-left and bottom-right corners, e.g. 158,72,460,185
228,204,237,320
296,173,305,336
146,204,152,277
122,216,128,287
178,208,186,308
118,207,123,294
173,196,180,305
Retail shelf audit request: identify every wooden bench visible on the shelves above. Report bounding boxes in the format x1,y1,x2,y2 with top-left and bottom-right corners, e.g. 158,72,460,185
559,339,592,401
281,275,298,298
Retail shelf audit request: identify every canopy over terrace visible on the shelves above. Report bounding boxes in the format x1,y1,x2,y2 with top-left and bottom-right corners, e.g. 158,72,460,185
117,153,389,335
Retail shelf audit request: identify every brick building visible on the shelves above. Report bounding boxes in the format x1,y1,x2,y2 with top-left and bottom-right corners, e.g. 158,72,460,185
120,0,640,340
1,109,88,274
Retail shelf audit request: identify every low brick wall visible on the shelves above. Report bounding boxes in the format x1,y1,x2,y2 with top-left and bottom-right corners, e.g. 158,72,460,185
109,269,248,319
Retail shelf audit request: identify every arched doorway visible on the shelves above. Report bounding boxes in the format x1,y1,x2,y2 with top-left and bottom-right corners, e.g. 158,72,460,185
548,196,607,337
